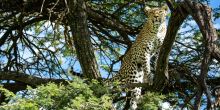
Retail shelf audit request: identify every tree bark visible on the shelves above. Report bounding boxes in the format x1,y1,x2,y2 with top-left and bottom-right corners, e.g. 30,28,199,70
0,71,67,86
154,4,188,91
181,1,218,109
154,1,218,109
67,0,100,79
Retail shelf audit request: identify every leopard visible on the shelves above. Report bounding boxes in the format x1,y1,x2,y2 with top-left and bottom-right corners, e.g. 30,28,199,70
110,5,168,110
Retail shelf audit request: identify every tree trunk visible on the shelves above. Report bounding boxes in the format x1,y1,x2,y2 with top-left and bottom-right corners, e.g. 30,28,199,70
67,0,100,79
154,1,218,109
182,1,218,109
154,4,188,91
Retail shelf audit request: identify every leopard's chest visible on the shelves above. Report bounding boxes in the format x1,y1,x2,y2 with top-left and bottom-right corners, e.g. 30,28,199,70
133,37,159,55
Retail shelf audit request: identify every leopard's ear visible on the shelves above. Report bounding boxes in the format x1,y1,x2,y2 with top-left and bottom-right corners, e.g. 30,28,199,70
161,5,168,11
144,6,151,13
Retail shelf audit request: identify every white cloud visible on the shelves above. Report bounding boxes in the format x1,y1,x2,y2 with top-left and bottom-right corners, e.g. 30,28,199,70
214,23,220,29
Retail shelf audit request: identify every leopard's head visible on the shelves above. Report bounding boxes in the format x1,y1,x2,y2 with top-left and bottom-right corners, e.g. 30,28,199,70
144,5,168,25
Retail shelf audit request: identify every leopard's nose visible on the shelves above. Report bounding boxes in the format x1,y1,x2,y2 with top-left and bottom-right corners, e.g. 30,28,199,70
156,16,162,22
155,17,160,21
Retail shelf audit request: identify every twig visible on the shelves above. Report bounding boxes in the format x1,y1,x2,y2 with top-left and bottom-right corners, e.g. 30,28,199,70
40,0,45,13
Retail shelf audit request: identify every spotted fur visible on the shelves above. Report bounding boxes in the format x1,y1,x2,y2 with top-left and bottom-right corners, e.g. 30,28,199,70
110,5,168,110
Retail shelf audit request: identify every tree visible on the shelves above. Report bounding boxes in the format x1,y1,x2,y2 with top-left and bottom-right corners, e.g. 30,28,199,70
0,0,220,109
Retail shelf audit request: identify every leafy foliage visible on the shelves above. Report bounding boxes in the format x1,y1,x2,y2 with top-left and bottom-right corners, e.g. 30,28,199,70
138,92,166,110
0,78,112,110
0,78,174,110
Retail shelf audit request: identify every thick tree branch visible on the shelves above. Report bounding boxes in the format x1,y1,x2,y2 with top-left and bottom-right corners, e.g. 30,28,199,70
0,71,67,104
87,7,138,35
181,1,218,109
155,0,220,96
154,4,188,91
0,71,67,86
87,8,133,46
0,82,27,104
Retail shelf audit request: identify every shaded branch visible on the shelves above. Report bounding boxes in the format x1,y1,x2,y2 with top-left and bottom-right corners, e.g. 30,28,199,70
154,0,220,95
181,1,218,109
0,71,68,86
0,82,27,104
154,3,188,91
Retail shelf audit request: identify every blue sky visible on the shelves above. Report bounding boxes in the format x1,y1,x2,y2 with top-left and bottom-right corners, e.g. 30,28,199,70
210,0,220,8
210,0,220,26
